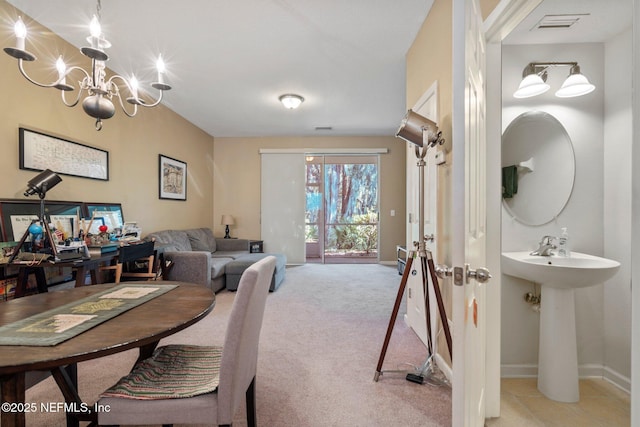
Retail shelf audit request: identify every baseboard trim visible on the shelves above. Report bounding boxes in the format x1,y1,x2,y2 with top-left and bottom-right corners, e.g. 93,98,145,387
603,366,631,394
501,364,537,378
435,353,453,383
501,363,631,394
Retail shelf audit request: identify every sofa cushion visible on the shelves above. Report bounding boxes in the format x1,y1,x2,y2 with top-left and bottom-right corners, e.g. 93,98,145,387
225,253,286,292
147,230,192,252
210,257,232,279
211,251,249,260
185,228,217,253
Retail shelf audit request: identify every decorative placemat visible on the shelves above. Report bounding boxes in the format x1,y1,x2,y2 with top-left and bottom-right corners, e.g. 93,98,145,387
0,284,177,346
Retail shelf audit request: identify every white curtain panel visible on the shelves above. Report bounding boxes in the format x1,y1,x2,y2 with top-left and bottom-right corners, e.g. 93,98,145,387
260,153,306,264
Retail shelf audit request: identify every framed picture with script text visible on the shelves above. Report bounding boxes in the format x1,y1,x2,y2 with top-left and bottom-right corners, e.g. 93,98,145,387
19,128,109,181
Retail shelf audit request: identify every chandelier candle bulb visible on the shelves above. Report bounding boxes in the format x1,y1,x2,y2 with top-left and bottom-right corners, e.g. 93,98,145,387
157,56,166,84
56,56,66,85
89,15,101,48
14,17,27,50
130,77,139,100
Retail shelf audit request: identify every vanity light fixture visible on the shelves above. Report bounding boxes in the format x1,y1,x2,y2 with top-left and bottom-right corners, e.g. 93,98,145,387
3,0,172,131
513,62,595,99
279,94,304,109
555,64,596,98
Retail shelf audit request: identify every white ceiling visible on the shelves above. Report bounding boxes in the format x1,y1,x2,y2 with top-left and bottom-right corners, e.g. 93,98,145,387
5,1,631,137
6,0,433,137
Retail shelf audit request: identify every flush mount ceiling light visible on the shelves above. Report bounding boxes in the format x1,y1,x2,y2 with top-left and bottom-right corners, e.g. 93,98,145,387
4,0,172,130
513,62,595,99
279,94,304,109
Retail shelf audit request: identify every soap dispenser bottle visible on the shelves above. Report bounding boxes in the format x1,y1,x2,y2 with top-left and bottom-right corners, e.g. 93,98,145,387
558,227,570,257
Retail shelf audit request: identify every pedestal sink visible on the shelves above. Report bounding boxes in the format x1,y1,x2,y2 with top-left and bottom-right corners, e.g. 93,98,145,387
501,251,620,402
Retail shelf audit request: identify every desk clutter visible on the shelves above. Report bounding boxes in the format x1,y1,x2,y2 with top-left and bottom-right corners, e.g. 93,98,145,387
0,199,133,258
0,200,158,301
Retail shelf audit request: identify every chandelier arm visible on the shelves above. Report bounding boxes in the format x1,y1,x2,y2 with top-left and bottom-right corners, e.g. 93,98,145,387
60,86,83,107
65,65,92,84
106,77,139,117
107,75,135,98
107,74,165,109
17,59,69,89
137,90,164,108
115,95,139,118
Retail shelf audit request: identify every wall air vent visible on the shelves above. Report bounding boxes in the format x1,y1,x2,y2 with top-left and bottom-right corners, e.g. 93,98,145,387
532,14,589,30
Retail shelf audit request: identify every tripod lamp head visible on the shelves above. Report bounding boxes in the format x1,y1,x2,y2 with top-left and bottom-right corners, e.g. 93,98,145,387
395,109,445,148
24,169,62,198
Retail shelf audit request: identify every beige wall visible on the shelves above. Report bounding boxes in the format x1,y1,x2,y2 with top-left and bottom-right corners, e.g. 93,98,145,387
213,136,406,262
406,0,454,265
0,1,214,236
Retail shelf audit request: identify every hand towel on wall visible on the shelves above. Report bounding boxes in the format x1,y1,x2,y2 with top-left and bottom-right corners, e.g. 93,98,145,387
502,165,518,198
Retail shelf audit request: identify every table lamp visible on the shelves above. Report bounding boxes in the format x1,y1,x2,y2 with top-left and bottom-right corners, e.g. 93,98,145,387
221,215,235,239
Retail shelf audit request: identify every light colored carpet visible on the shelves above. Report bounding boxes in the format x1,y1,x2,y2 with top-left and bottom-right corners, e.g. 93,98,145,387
24,263,451,426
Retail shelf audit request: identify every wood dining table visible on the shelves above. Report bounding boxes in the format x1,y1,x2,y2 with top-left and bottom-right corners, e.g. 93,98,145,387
0,282,215,427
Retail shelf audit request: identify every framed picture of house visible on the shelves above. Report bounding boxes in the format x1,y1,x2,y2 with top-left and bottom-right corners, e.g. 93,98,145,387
159,154,187,200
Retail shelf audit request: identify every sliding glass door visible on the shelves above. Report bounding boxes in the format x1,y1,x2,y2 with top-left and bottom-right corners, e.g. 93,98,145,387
305,155,379,264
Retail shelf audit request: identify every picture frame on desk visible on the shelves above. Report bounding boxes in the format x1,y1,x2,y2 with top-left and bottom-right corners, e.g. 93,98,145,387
159,154,187,201
0,199,82,241
83,203,124,231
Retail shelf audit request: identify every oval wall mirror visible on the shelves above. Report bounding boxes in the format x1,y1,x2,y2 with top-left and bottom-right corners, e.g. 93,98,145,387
502,111,575,226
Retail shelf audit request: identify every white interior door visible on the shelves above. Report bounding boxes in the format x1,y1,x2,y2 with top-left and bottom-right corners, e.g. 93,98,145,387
405,82,439,347
452,0,489,426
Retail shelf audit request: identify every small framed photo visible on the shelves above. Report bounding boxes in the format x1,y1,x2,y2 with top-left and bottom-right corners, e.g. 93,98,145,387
159,155,187,201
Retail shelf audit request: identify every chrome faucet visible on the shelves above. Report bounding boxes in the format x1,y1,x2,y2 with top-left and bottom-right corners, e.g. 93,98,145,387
530,235,557,256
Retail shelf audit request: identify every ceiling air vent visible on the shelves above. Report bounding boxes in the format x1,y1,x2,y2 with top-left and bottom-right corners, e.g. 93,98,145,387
532,14,589,30
315,126,333,131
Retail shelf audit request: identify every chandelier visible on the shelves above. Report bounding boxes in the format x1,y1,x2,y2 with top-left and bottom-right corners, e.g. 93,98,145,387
4,0,172,130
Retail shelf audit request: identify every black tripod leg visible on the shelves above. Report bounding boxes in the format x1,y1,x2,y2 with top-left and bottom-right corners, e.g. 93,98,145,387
374,255,414,381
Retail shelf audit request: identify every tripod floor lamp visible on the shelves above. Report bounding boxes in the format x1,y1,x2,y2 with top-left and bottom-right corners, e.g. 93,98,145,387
8,169,62,263
374,110,452,385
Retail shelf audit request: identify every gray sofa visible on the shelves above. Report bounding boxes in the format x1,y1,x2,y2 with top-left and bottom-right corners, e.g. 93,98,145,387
145,228,286,293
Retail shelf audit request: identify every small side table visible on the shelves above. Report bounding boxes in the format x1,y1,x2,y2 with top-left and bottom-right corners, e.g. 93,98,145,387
248,240,264,253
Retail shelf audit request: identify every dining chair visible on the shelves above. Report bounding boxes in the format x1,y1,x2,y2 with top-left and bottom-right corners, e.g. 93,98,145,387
97,255,277,427
99,240,157,284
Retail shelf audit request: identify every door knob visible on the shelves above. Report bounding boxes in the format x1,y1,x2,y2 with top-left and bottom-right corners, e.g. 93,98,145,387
466,264,491,284
435,264,491,285
435,264,453,279
435,264,464,286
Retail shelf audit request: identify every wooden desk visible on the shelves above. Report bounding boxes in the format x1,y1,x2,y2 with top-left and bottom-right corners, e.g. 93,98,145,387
9,244,168,298
0,282,215,427
12,252,119,298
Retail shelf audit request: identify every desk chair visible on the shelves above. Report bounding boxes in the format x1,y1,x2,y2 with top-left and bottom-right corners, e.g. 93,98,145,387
98,256,276,427
99,240,157,284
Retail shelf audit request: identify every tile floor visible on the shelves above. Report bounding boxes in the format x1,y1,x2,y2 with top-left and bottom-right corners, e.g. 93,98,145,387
485,378,630,426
